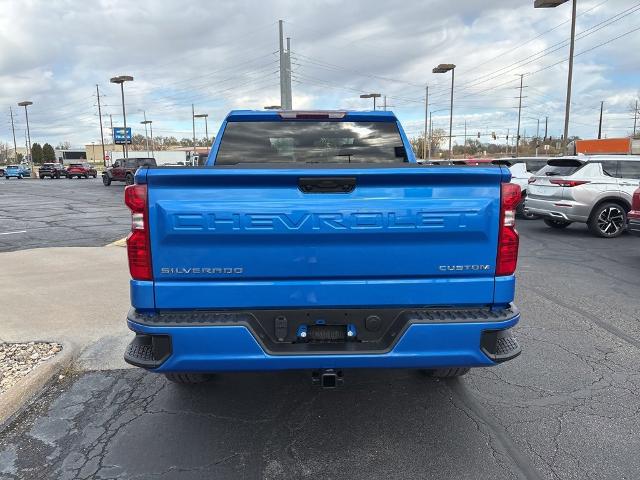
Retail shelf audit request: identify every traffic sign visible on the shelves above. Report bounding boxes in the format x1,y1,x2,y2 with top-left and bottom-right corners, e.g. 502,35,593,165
113,127,132,145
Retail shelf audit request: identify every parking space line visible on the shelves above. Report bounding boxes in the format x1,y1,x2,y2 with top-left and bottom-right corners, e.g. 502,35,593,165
0,230,27,235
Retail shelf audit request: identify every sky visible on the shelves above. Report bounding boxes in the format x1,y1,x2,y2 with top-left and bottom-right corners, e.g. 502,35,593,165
0,0,638,150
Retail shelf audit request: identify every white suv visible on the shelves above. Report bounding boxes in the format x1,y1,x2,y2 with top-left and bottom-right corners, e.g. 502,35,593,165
525,155,640,237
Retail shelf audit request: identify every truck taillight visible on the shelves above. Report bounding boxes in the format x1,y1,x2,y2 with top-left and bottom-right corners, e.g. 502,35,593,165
496,183,520,276
124,184,152,281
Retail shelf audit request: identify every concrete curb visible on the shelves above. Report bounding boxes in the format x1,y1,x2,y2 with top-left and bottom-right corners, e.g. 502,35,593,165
0,341,80,428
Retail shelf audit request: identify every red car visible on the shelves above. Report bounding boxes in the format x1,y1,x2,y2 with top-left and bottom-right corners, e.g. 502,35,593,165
628,186,640,237
66,163,97,179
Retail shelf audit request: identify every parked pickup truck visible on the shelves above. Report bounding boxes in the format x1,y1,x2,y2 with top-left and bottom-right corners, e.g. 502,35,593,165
123,110,522,387
102,157,157,186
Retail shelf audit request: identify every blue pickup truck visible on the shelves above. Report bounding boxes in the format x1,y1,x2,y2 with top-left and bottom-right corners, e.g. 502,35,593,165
123,110,522,387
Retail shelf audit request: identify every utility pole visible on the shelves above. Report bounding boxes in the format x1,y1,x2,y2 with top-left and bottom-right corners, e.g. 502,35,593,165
150,121,154,158
9,107,17,161
506,129,510,155
463,120,467,156
423,85,429,160
515,74,525,157
544,116,548,141
279,20,285,109
536,118,540,157
96,85,106,166
278,21,293,110
142,110,149,156
562,0,577,154
598,101,604,139
383,96,387,111
428,112,433,160
192,103,197,164
633,100,638,136
286,37,292,109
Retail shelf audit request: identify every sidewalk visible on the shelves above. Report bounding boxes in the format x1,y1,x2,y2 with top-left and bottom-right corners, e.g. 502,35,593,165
0,246,131,368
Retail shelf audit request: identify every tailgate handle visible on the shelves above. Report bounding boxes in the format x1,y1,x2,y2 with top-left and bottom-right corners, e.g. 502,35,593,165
298,177,356,194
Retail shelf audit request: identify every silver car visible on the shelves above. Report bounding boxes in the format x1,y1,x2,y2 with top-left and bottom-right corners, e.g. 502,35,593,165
525,155,640,238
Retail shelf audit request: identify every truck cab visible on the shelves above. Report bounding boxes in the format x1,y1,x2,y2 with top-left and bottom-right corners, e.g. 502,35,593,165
122,110,522,386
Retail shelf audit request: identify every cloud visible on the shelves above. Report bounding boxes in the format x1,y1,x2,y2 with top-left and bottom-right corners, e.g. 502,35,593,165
0,0,637,147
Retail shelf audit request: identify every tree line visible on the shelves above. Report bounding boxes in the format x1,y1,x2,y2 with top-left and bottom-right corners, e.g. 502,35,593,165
29,143,56,164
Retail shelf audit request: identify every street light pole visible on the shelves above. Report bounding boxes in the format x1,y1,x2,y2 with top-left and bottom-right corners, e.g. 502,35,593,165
194,113,209,143
534,0,576,154
110,75,134,158
359,93,382,111
18,101,33,171
141,119,153,158
432,64,456,159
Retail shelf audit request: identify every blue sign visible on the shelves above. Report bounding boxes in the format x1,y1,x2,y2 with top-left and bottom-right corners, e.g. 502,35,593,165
113,127,132,145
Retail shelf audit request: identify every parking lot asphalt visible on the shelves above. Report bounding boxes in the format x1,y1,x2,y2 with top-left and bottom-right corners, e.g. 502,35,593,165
0,178,129,252
1,183,640,479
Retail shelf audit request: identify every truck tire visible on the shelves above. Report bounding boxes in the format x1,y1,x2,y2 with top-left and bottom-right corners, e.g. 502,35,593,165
102,175,111,186
588,202,627,238
164,373,211,384
543,218,571,229
125,173,134,185
424,367,470,378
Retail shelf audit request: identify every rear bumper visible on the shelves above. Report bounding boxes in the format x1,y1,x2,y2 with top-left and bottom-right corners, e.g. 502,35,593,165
125,306,521,372
628,215,640,236
525,196,590,223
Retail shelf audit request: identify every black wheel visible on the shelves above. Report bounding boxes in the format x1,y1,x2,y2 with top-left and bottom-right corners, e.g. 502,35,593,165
588,202,627,238
102,175,111,186
543,218,571,229
39,175,44,179
164,373,212,384
93,174,97,178
125,173,134,185
83,174,88,179
422,367,470,378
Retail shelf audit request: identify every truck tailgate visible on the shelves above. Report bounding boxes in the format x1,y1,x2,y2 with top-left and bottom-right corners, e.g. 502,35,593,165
143,166,505,309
